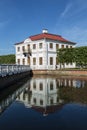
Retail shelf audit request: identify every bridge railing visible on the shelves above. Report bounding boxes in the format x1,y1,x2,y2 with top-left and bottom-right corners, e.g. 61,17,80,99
0,64,31,77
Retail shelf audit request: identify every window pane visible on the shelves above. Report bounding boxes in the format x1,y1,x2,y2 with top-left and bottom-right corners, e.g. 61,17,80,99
50,43,53,48
39,43,43,49
50,57,53,65
33,58,36,65
56,57,59,65
40,100,43,105
17,59,20,64
22,58,25,65
39,57,43,65
33,82,36,89
50,82,53,90
33,44,36,49
17,47,20,52
61,45,64,48
22,46,25,52
39,83,43,90
56,44,59,50
33,98,36,104
66,45,68,48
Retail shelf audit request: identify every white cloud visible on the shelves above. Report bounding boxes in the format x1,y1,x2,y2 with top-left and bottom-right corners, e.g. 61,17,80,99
61,3,72,17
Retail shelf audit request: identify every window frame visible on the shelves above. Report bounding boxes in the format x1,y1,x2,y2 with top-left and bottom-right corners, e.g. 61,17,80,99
39,57,43,65
39,43,43,49
49,43,53,49
50,57,53,65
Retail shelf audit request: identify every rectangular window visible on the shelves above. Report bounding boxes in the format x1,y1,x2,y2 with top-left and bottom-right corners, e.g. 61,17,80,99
27,44,30,51
22,58,25,65
50,43,53,49
39,43,43,49
50,57,53,65
39,57,43,65
27,57,30,65
61,45,64,48
50,82,53,90
33,58,36,65
17,59,20,64
70,46,72,48
39,83,43,90
56,44,59,50
22,46,25,52
66,45,68,48
50,99,53,104
33,44,36,49
40,100,43,105
33,82,36,89
17,47,20,52
56,57,59,65
33,98,36,104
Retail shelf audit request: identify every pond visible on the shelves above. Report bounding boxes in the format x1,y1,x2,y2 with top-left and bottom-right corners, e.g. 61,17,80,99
0,75,87,130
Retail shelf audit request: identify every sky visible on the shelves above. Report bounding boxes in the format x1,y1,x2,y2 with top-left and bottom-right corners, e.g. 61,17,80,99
0,0,87,55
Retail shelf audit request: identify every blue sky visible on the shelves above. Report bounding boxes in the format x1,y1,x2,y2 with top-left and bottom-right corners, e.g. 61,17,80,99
0,0,87,55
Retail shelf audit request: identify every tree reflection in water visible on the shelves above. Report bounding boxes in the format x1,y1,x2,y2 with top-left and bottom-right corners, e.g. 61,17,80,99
16,76,87,115
0,76,87,116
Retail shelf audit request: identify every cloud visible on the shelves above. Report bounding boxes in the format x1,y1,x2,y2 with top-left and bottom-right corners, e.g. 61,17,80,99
61,3,72,17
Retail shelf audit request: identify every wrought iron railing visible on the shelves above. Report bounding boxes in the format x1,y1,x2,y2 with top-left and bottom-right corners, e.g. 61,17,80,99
23,49,32,57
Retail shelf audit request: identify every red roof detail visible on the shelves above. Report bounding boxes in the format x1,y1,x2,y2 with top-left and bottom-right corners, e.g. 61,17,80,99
15,32,76,45
32,104,64,115
30,33,74,43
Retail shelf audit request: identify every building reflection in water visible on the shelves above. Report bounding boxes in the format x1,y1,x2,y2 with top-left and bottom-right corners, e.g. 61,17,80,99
16,77,87,116
0,77,87,116
16,78,64,116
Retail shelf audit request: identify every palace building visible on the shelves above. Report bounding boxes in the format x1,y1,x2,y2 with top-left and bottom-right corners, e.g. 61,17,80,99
15,29,76,70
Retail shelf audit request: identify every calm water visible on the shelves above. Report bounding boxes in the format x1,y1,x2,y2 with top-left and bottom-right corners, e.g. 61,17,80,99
0,76,87,130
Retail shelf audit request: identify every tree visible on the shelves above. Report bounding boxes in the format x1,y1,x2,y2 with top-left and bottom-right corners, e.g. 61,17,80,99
57,46,87,68
0,54,15,64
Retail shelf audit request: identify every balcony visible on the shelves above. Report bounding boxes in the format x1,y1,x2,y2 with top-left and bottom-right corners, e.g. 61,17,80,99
23,49,32,57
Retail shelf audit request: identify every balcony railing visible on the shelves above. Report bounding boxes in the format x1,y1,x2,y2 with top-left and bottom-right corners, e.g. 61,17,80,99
23,49,32,57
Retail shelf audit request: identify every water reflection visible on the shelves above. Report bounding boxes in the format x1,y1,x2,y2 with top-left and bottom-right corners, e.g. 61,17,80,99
0,76,87,116
1,76,87,130
16,76,87,116
0,78,30,114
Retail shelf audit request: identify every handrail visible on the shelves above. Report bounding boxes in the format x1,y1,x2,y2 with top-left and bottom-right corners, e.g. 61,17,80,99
0,64,31,77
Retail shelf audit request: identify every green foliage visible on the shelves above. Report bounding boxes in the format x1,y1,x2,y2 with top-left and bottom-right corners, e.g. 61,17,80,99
0,54,15,64
57,46,87,68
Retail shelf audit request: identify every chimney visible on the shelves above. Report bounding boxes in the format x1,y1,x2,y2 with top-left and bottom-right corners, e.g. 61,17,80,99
42,29,48,33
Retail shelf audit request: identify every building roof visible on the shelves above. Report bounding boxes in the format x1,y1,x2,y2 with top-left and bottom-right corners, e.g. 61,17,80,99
30,33,74,43
30,33,66,41
15,31,76,45
32,104,64,116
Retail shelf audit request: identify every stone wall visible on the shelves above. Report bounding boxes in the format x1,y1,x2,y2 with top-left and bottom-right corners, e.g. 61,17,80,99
32,70,87,76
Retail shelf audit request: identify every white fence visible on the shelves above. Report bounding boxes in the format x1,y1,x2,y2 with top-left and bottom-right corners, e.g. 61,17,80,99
0,65,31,77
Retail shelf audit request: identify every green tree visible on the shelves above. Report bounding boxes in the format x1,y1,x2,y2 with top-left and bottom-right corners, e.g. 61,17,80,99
0,54,15,64
57,46,87,68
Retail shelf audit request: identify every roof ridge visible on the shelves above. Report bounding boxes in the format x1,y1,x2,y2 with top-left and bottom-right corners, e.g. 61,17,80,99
46,33,62,37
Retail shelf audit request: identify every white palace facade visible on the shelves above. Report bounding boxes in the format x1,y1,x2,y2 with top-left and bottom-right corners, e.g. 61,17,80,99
15,29,76,70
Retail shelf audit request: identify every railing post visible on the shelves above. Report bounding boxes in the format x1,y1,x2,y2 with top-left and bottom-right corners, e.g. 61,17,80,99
0,65,1,76
6,65,9,74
